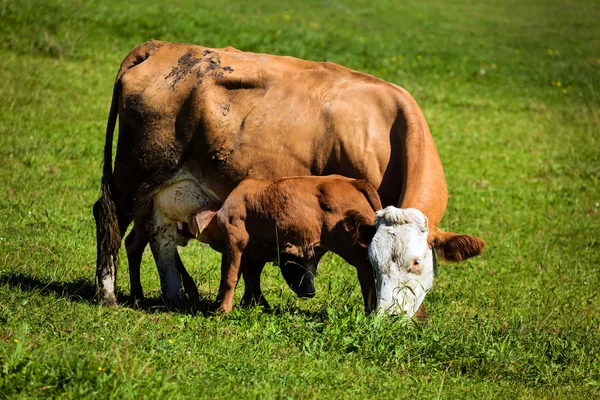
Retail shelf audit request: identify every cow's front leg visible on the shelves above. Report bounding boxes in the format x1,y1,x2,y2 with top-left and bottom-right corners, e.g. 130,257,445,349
240,260,269,309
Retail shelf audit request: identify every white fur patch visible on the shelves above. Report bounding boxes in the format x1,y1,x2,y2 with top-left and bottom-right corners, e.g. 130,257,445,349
368,207,434,317
154,180,216,224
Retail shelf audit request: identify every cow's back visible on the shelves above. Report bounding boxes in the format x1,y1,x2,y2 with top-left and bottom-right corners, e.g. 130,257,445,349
114,41,444,226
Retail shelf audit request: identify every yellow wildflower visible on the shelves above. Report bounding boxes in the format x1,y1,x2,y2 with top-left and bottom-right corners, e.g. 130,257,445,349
14,339,19,343
417,55,422,60
98,367,104,371
168,339,173,344
284,15,290,21
514,49,520,55
556,81,562,87
562,89,567,94
548,49,554,55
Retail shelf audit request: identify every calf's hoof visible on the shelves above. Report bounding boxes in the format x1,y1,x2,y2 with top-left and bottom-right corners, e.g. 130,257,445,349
240,295,270,309
296,290,316,299
218,304,233,314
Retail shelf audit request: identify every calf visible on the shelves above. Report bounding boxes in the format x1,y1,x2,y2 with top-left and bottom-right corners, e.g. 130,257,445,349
207,175,383,313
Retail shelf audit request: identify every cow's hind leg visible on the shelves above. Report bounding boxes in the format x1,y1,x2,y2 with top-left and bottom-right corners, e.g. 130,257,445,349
125,224,147,303
177,253,200,302
147,220,186,305
128,221,199,305
93,192,134,306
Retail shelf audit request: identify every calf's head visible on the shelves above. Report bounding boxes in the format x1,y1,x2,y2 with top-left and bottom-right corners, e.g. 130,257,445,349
352,206,485,317
279,254,316,299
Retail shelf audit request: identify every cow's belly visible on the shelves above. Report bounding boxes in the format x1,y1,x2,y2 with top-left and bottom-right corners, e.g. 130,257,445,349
153,180,215,223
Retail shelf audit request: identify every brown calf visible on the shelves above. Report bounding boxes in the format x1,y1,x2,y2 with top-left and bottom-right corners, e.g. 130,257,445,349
190,175,383,313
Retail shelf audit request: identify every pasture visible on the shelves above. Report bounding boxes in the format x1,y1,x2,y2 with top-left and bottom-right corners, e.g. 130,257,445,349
1,0,599,397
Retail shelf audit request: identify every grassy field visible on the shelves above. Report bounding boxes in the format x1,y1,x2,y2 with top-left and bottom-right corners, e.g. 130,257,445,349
1,0,599,397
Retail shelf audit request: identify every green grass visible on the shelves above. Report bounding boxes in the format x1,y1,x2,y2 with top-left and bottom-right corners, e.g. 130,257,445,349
1,0,599,397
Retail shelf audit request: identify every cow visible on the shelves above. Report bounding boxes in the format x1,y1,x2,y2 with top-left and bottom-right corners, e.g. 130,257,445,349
93,40,485,310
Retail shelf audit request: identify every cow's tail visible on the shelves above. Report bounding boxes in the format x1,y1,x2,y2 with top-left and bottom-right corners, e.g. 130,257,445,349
93,76,122,304
94,40,164,303
351,179,383,212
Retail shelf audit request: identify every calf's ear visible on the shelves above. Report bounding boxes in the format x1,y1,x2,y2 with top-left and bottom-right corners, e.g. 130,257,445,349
430,227,485,262
188,205,219,238
343,210,376,248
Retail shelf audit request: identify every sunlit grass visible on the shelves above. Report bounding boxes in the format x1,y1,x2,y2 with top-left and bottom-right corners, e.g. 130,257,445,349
0,0,599,398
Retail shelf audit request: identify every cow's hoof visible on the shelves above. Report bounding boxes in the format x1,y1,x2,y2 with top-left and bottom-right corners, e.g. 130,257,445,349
185,290,201,303
217,301,233,314
98,293,118,307
129,295,145,308
162,297,185,310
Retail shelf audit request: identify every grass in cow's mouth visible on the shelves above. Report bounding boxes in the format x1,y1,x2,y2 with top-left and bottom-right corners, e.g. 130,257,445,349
1,0,599,398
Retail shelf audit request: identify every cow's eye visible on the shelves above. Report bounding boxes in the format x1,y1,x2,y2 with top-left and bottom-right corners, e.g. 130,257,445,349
412,260,421,270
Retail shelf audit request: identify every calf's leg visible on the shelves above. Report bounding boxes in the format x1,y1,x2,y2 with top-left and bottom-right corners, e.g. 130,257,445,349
240,259,269,308
217,226,249,313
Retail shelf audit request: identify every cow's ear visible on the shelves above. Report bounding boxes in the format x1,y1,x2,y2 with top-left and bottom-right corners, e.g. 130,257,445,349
343,210,376,248
188,206,219,238
431,228,485,262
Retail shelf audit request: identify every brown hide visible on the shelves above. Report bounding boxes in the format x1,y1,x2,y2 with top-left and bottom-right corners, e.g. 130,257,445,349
110,40,446,224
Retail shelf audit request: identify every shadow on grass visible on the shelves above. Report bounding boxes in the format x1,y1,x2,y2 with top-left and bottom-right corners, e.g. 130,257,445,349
0,272,216,316
0,272,367,321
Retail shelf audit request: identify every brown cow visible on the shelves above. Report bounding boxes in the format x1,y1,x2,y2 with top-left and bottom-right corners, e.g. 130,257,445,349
93,40,485,307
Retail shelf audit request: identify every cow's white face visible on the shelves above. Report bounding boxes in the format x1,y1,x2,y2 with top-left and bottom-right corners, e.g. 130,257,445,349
368,207,434,317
